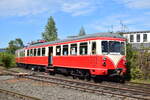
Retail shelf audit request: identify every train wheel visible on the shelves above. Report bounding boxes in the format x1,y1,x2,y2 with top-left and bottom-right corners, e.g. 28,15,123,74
72,75,77,79
78,76,85,80
49,71,55,75
119,76,125,83
115,76,125,83
85,73,91,81
93,76,102,83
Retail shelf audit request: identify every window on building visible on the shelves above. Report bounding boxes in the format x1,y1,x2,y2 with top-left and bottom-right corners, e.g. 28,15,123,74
137,34,140,42
56,46,61,56
70,44,77,55
27,50,30,56
143,34,147,42
102,41,109,54
63,45,68,55
79,42,88,55
42,48,45,56
130,35,134,42
92,42,96,54
30,49,33,56
34,49,36,56
37,48,41,56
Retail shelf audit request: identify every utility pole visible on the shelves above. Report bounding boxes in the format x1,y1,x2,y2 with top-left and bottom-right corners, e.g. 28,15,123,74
108,25,114,33
120,20,124,32
111,25,114,33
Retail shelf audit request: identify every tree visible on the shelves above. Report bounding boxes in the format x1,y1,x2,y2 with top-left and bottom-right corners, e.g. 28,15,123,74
7,38,24,54
42,16,58,41
79,26,86,36
15,38,24,47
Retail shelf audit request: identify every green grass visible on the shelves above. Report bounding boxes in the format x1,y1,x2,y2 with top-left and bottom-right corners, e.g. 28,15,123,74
130,79,150,84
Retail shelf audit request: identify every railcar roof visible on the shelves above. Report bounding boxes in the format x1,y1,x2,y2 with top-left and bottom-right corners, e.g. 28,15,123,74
29,32,124,48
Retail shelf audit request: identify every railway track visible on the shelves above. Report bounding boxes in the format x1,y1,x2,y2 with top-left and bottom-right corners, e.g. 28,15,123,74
0,68,19,76
127,82,150,89
0,88,41,100
1,67,150,99
24,75,150,100
102,81,150,94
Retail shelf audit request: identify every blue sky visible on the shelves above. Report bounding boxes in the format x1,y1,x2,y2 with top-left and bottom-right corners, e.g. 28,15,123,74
0,0,150,48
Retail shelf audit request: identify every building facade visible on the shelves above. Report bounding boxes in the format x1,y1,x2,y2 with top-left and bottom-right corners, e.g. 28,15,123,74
122,31,150,49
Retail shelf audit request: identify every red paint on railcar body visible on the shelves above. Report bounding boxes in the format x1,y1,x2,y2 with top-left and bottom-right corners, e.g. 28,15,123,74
16,35,127,77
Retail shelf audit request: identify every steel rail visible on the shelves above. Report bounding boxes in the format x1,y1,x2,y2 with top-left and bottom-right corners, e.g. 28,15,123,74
0,88,41,100
24,75,150,100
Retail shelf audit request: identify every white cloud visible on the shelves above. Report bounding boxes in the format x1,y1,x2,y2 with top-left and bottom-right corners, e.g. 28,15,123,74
61,1,97,16
115,0,150,9
0,0,101,16
0,0,46,16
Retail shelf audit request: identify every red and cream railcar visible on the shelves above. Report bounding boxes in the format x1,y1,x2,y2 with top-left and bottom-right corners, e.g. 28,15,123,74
16,33,126,80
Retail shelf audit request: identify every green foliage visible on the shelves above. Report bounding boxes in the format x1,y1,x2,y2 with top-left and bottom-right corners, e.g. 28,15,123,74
7,38,24,54
126,44,140,80
138,49,150,80
79,26,86,36
42,16,58,41
126,43,150,81
131,66,143,79
0,52,16,68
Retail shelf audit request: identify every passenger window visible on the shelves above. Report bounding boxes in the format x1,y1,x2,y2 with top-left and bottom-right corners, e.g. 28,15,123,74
70,44,77,55
102,41,109,54
30,49,33,56
80,42,88,55
42,48,45,56
20,51,21,57
27,50,30,56
34,48,36,56
20,51,23,57
23,50,25,56
37,48,41,56
63,45,68,55
56,46,61,56
92,42,96,54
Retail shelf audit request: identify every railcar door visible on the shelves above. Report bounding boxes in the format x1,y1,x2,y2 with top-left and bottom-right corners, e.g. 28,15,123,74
91,41,97,67
48,47,53,66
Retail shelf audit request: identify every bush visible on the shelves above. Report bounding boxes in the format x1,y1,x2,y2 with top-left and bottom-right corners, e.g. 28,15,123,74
131,66,143,79
126,44,142,80
0,52,16,68
138,49,150,80
126,44,150,81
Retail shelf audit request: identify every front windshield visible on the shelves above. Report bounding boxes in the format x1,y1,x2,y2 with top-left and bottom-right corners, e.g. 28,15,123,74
102,41,125,55
109,41,120,53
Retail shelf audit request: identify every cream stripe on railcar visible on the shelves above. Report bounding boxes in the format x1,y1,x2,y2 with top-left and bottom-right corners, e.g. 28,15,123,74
106,55,123,68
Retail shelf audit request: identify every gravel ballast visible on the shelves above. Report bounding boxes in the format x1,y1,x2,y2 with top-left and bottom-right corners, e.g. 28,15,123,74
0,77,125,100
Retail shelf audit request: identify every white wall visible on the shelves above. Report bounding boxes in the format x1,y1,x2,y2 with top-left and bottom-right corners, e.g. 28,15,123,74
123,32,150,43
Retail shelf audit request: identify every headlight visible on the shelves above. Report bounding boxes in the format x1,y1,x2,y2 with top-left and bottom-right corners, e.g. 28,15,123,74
103,57,107,61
